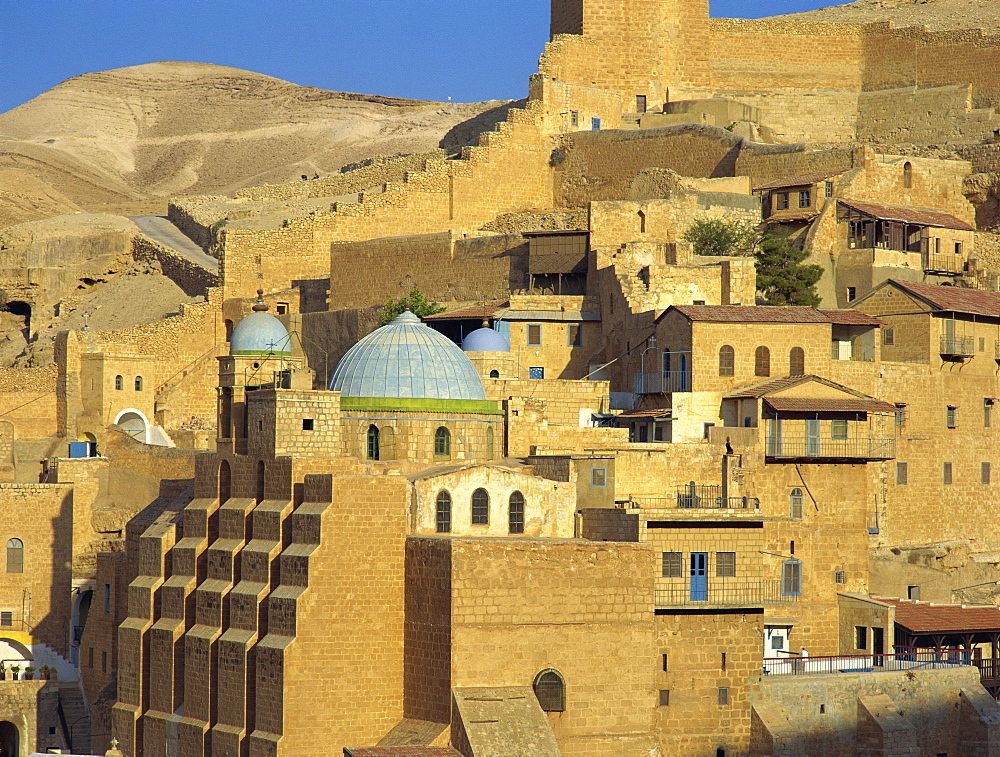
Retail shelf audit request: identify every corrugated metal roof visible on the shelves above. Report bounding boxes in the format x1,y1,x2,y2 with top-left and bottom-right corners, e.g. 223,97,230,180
667,305,880,325
764,397,896,414
877,597,1000,634
754,171,844,191
423,302,509,321
839,199,975,231
725,374,875,400
884,279,1000,318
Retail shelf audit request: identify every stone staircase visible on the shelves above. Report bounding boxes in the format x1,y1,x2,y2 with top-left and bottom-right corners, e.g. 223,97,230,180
58,682,90,754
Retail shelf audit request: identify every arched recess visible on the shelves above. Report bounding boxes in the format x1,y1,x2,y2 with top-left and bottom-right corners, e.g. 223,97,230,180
3,300,31,335
903,161,913,188
113,408,149,443
219,460,232,503
754,346,770,377
0,720,20,757
789,347,805,376
533,669,566,712
0,637,33,663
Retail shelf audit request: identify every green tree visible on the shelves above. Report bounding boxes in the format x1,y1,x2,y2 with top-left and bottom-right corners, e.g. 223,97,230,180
682,218,759,257
378,287,446,325
754,235,824,306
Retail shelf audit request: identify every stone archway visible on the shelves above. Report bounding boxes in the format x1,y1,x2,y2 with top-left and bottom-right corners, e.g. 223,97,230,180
0,720,19,757
113,408,149,443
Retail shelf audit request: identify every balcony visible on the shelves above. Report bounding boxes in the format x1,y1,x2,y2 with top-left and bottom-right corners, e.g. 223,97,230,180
764,649,973,676
765,436,895,460
655,579,796,608
629,490,760,510
940,335,976,357
634,371,691,394
923,253,966,275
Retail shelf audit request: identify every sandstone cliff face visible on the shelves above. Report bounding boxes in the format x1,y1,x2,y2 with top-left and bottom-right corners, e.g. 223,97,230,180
767,0,1000,35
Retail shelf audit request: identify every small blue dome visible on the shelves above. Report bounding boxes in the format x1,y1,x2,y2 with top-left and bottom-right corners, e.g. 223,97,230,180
462,327,510,352
329,311,486,400
230,312,291,355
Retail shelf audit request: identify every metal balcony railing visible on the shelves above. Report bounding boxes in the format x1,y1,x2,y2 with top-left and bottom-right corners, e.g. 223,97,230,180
764,648,973,677
765,436,895,460
629,493,759,510
830,344,875,362
940,335,976,357
923,253,966,274
655,579,796,607
634,371,691,394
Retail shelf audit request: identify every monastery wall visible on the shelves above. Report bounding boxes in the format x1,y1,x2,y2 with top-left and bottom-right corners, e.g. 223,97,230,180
857,85,1000,145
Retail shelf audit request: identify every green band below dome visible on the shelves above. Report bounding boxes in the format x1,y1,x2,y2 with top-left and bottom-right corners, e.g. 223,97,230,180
230,350,292,356
338,396,502,415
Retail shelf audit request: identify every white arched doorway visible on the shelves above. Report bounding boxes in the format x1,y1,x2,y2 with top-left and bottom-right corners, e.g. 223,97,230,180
113,408,149,443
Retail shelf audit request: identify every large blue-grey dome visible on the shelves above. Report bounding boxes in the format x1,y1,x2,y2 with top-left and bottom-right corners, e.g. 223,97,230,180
462,327,510,352
329,311,486,400
230,312,291,355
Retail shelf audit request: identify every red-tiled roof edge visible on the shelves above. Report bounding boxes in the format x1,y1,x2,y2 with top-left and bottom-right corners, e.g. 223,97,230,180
753,171,845,191
665,304,879,325
838,199,975,231
885,279,1000,317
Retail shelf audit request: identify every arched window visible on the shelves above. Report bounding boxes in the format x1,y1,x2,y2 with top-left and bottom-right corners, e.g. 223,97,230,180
509,491,525,534
789,347,805,376
638,210,647,234
489,370,500,379
533,669,565,712
719,345,735,377
903,161,913,189
754,346,770,377
367,425,380,460
471,488,490,525
486,426,495,460
435,490,451,533
662,349,671,374
134,376,143,391
434,427,451,457
219,460,231,503
224,319,234,342
790,487,804,519
255,460,265,503
6,538,23,573
114,375,123,391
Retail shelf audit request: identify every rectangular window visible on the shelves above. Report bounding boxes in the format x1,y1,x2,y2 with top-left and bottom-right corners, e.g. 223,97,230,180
830,419,848,440
846,287,856,302
529,366,544,379
856,626,867,650
936,238,941,254
986,399,993,428
718,687,730,706
798,190,811,208
896,462,908,485
591,117,602,130
570,111,578,127
947,406,957,429
662,552,682,578
88,648,94,668
956,242,964,256
943,462,953,485
302,418,314,431
834,570,846,584
777,193,789,210
659,689,670,707
716,552,736,577
980,337,986,353
591,468,607,487
527,324,542,345
276,303,289,315
782,560,802,596
104,584,111,613
0,612,10,627
568,324,582,346
825,181,834,197
895,404,907,428
908,585,921,600
983,462,992,485
102,650,107,673
883,328,895,346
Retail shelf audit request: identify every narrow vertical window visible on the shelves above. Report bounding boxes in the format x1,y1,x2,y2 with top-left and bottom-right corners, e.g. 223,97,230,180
982,462,991,484
568,324,582,346
947,406,957,429
533,670,565,712
435,490,451,533
114,375,123,391
219,460,231,502
103,583,111,613
883,329,895,346
985,399,993,428
508,491,525,534
896,462,908,485
943,462,953,485
719,345,735,377
471,488,490,525
434,427,451,457
789,346,805,376
6,538,23,573
367,424,380,460
754,346,770,377
134,376,143,391
717,687,730,706
903,161,912,189
782,560,802,596
790,488,804,519
255,460,265,502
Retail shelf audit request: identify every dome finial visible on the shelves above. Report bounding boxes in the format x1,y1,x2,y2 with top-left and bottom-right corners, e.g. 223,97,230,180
252,289,268,312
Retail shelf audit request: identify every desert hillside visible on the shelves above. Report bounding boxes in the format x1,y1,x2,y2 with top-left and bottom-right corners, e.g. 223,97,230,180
767,0,1000,34
0,61,511,220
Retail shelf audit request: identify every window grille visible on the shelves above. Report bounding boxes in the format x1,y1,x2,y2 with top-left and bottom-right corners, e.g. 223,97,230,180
754,346,770,377
661,552,682,578
533,670,565,712
947,406,957,429
789,347,805,376
834,570,846,584
508,491,525,534
716,552,736,578
471,488,490,525
718,687,730,706
943,462,953,484
896,462,908,485
790,488,804,519
435,491,451,533
527,324,542,345
831,419,848,440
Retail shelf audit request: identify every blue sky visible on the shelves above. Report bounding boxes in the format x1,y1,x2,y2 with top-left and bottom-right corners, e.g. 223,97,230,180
2,0,831,114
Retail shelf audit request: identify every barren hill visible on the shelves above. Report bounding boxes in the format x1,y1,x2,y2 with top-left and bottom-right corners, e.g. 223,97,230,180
767,0,1000,35
0,61,511,218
